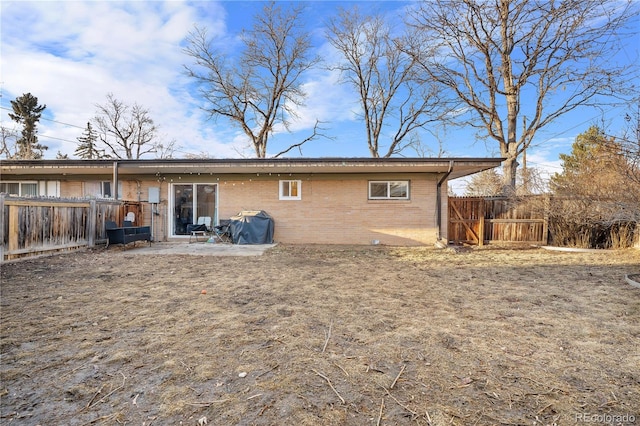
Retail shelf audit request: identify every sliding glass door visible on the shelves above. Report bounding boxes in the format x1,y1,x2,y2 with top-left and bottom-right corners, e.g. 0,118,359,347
172,183,217,236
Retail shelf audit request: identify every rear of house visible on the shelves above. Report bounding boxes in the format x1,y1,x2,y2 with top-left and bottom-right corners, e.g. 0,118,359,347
0,158,502,246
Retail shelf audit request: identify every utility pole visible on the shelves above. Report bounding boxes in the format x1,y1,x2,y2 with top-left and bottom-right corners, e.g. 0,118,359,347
522,116,528,193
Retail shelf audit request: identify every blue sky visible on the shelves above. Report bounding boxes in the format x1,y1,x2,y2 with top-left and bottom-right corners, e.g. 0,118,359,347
1,1,638,192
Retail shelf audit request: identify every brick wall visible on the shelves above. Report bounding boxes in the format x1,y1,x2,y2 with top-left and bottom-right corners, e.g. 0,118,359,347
216,174,441,246
58,173,447,246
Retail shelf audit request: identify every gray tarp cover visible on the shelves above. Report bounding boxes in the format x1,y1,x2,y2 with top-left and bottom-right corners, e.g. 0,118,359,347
229,210,274,244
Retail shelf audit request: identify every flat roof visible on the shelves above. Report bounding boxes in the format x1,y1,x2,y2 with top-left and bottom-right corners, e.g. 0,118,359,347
0,157,504,180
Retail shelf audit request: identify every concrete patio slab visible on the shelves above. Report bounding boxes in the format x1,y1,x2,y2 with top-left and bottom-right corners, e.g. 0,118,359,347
115,242,277,256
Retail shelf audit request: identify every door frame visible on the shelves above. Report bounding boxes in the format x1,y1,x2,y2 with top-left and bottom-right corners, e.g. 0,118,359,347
169,182,218,237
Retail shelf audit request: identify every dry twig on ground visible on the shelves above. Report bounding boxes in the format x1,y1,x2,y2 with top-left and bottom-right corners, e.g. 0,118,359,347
312,369,345,404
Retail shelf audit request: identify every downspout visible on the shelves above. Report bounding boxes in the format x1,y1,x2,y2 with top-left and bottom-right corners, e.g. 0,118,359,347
436,160,454,241
113,161,119,200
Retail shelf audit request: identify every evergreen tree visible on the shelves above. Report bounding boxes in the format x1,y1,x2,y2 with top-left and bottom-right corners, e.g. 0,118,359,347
550,126,625,197
548,125,638,247
8,93,48,159
74,122,106,159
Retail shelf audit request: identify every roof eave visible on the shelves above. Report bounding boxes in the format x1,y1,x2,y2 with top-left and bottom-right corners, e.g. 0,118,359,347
1,157,504,179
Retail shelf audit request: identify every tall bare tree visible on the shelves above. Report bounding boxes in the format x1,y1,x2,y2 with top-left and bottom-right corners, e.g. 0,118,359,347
465,165,546,196
0,125,19,159
620,101,640,186
465,169,503,196
326,7,451,158
407,0,639,191
183,2,321,158
92,93,158,159
153,138,178,159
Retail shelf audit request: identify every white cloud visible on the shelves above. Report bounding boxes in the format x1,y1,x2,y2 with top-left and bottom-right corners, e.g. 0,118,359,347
1,0,234,159
4,1,625,162
281,67,361,134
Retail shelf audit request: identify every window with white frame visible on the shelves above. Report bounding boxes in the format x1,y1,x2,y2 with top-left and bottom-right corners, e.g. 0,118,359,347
0,181,38,196
279,180,301,200
368,181,409,200
84,181,120,198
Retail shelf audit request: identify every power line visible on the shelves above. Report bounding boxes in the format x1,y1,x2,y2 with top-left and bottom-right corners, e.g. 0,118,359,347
38,134,80,145
1,104,87,145
0,106,86,130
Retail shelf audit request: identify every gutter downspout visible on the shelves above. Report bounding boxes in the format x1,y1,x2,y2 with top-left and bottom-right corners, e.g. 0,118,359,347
436,160,454,241
113,161,119,200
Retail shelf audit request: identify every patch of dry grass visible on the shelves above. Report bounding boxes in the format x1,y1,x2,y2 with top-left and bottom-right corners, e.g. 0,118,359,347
1,244,638,425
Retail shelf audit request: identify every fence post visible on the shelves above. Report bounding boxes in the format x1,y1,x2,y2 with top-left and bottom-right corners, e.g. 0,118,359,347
543,195,550,246
478,199,485,246
0,194,4,261
88,200,97,248
8,204,19,257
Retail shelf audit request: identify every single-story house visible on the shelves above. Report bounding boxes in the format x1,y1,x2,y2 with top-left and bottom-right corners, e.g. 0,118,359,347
0,158,502,245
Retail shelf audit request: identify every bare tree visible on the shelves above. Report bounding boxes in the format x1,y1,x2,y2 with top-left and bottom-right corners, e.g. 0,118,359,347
407,0,639,191
0,125,19,159
153,138,178,159
183,151,214,160
465,165,546,197
326,7,452,158
183,2,321,158
465,169,503,196
404,132,448,158
92,93,158,159
620,101,640,186
515,166,547,196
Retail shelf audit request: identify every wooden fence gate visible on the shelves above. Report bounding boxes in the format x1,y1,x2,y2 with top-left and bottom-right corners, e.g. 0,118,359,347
448,196,548,246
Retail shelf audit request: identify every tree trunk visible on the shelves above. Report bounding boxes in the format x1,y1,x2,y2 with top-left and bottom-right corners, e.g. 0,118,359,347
501,143,518,193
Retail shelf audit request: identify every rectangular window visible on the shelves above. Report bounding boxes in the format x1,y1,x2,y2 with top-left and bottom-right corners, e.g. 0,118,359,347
102,182,112,198
279,180,301,200
84,181,120,198
368,181,409,200
21,183,38,196
0,181,38,196
0,182,20,195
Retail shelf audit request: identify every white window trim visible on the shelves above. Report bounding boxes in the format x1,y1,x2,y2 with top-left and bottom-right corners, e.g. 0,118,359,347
0,181,38,196
279,180,302,200
83,180,122,199
169,182,218,238
368,180,410,200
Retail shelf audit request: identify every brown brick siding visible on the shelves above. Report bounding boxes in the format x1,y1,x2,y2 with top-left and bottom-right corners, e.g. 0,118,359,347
216,174,441,245
58,174,447,246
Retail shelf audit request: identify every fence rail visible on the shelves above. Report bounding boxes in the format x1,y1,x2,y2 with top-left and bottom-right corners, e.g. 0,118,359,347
448,196,548,245
0,195,139,262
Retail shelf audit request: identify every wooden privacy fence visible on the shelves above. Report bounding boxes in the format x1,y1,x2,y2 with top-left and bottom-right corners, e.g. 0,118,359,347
448,196,548,246
0,195,142,262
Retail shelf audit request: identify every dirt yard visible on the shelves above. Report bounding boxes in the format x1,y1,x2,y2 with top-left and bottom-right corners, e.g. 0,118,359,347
1,244,639,425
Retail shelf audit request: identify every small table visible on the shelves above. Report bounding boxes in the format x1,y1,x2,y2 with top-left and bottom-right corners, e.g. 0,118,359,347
189,229,209,243
187,224,210,243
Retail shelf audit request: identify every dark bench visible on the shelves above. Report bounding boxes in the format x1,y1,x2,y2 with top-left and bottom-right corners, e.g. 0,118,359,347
105,220,151,249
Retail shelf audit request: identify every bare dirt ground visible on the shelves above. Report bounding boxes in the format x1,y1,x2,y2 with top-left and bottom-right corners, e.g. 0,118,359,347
1,244,639,425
